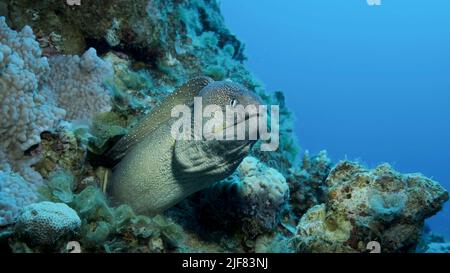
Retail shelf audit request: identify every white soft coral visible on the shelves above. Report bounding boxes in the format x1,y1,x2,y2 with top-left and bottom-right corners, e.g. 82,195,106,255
0,18,113,226
0,17,66,153
46,48,113,121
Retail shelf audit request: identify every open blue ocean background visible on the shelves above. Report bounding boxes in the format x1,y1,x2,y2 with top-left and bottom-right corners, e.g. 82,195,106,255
222,0,450,238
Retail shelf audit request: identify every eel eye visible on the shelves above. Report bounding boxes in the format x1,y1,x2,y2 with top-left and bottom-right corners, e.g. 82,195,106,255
230,99,238,107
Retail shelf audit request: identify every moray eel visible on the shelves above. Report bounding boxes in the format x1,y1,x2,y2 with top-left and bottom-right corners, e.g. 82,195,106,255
103,77,262,214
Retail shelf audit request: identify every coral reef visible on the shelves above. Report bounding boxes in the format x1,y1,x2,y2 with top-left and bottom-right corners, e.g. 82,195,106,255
193,157,290,239
425,242,450,253
15,201,81,245
0,18,112,226
251,91,300,175
103,52,167,116
0,0,448,254
288,151,332,217
46,48,113,120
254,233,293,253
0,0,253,86
87,111,128,155
0,169,38,226
0,16,65,153
0,17,62,224
37,170,189,253
32,127,87,180
1,1,300,172
234,157,290,238
293,161,449,253
416,224,450,253
0,16,114,154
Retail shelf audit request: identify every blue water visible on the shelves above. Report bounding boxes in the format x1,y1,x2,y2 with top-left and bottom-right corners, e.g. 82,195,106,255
222,0,450,238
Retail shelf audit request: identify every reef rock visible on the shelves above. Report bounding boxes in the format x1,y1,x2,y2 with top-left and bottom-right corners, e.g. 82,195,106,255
425,242,450,253
237,157,290,237
1,0,447,254
287,150,332,217
195,156,290,238
15,201,81,245
294,161,449,253
0,0,249,83
0,0,300,176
